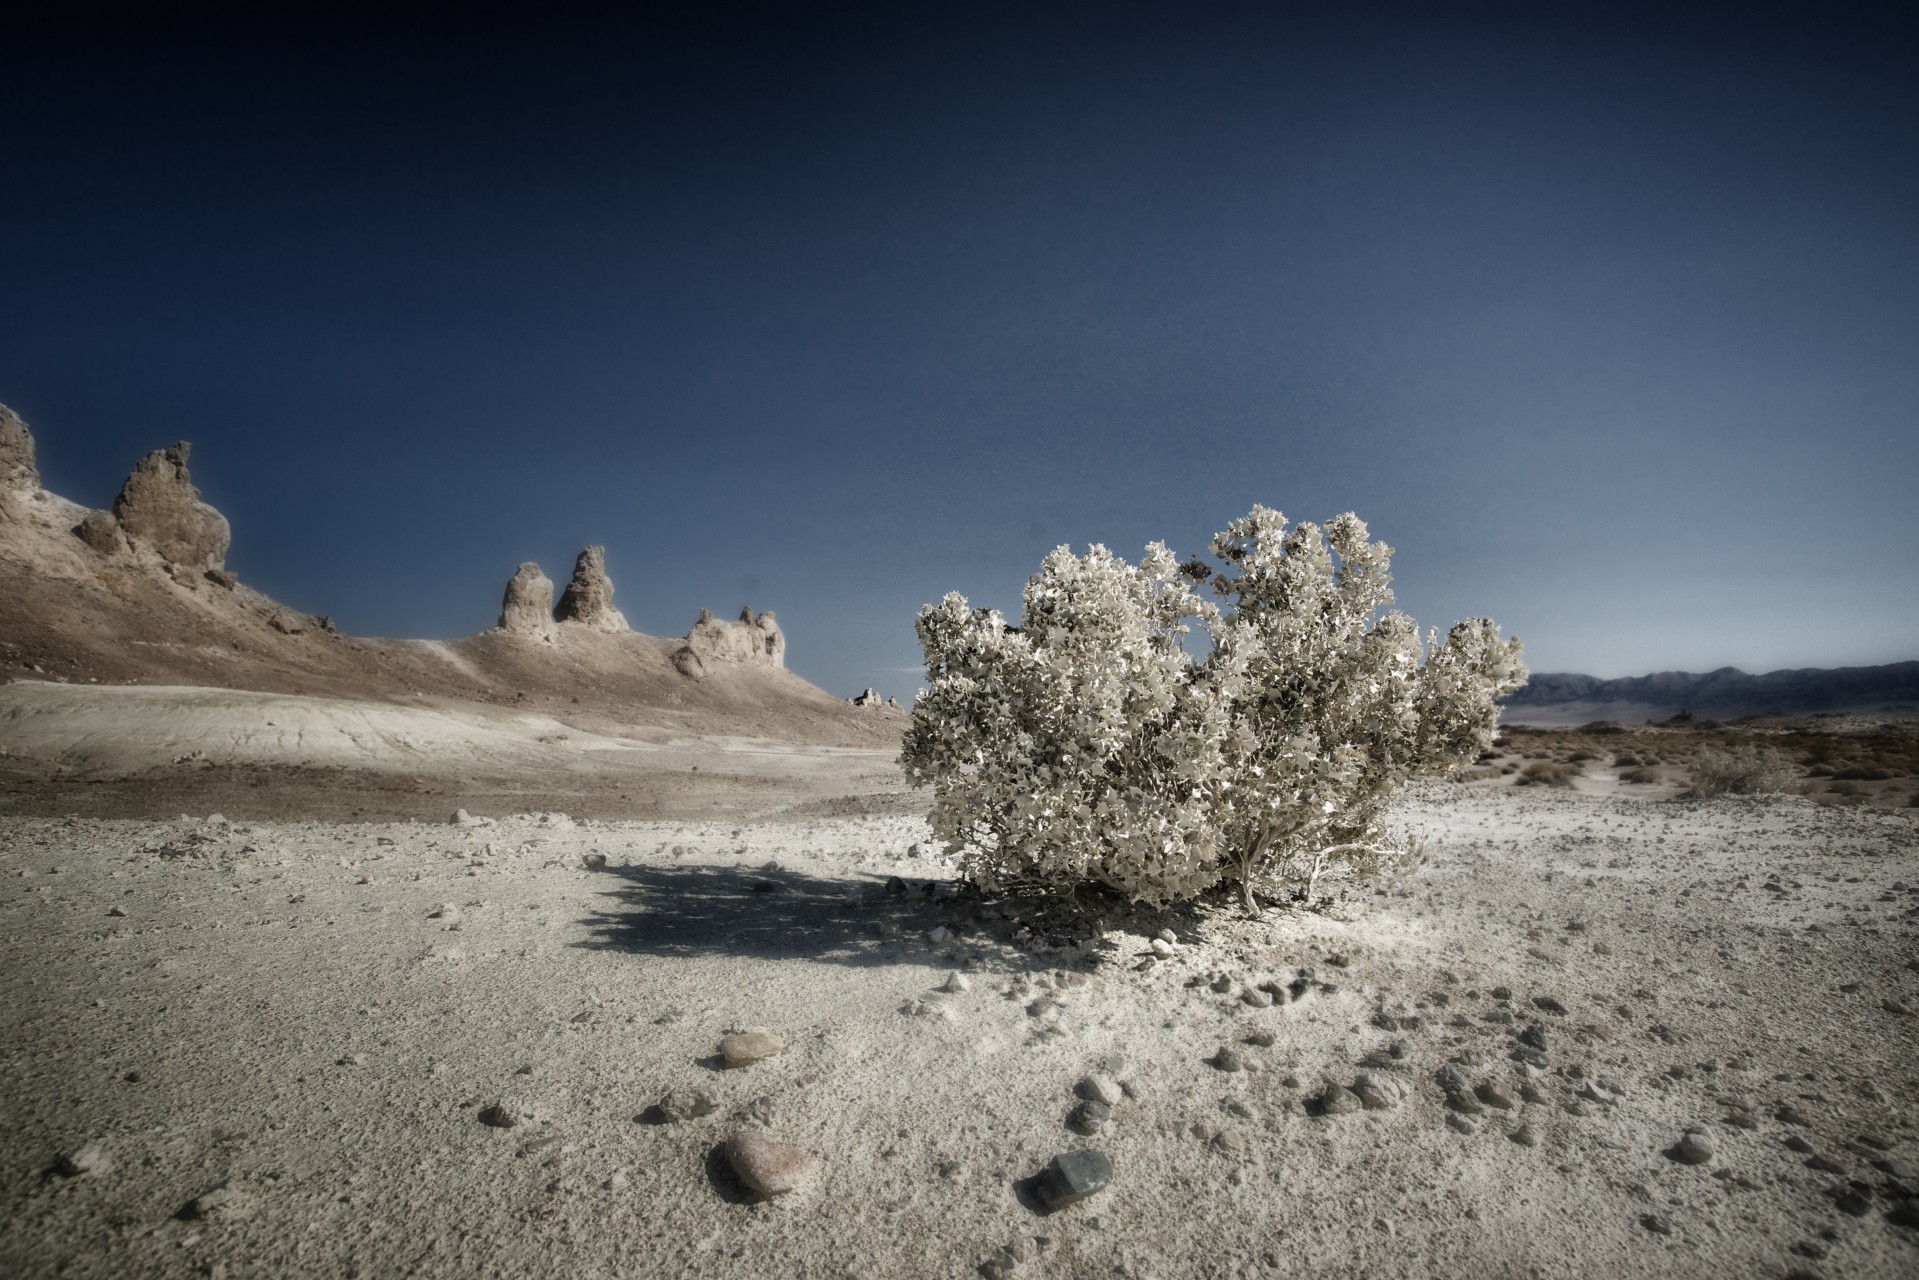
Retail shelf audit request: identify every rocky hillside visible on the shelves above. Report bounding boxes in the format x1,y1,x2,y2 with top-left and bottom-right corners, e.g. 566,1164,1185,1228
0,403,901,746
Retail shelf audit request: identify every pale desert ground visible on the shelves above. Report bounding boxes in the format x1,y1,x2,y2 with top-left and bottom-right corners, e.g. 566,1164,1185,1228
3,687,1917,1280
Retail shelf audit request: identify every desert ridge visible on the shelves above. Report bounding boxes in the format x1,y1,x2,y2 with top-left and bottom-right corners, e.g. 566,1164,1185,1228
0,402,903,747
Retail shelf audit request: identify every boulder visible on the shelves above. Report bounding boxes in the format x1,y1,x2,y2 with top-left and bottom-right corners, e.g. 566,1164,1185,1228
73,509,126,555
554,545,628,631
499,563,556,638
111,441,231,569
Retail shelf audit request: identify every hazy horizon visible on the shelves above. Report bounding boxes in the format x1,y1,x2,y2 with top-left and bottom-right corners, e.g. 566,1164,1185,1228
4,3,1915,698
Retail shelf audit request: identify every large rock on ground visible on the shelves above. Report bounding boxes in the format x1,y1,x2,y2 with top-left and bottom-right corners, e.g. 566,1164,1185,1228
0,403,38,497
499,563,557,638
112,442,231,569
554,545,628,631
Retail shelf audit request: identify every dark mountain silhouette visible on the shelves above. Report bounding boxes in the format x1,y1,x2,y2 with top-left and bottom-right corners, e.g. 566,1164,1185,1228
1504,661,1919,721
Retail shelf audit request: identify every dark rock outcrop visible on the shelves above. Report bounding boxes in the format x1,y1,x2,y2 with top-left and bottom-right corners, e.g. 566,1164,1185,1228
111,442,231,569
554,545,628,631
499,563,557,638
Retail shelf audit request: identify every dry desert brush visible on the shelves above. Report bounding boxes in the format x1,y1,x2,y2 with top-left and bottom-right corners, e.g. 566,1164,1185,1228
901,507,1526,913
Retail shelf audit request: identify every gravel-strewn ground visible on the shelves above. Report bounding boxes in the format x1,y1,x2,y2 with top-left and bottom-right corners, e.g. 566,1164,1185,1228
2,783,1915,1279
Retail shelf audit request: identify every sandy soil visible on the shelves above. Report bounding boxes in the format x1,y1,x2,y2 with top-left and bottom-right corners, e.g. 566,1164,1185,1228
3,774,1915,1280
0,683,913,825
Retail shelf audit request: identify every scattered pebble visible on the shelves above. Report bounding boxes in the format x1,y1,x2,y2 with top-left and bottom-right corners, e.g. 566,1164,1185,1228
1036,1149,1113,1209
188,1182,254,1222
1671,1128,1715,1165
1352,1073,1409,1111
1078,1075,1124,1107
657,1088,720,1123
1474,1081,1516,1111
1070,1100,1112,1135
724,1131,817,1197
719,1031,784,1066
57,1141,110,1177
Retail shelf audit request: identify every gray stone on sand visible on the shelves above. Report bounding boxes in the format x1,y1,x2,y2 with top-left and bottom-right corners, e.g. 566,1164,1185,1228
57,1140,110,1176
657,1088,720,1123
719,1031,784,1066
724,1130,817,1196
1352,1073,1410,1110
1037,1149,1113,1209
188,1181,254,1221
1475,1081,1516,1111
1078,1074,1123,1107
1671,1127,1715,1165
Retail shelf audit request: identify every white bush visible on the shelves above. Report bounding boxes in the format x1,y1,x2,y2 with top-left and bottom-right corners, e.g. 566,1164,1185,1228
901,507,1526,911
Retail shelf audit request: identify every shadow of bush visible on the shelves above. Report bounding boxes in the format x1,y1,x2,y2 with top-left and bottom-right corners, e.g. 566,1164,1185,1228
572,860,1211,970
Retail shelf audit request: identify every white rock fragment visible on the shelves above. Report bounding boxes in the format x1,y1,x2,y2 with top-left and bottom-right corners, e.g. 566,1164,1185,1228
58,1141,111,1177
188,1181,254,1221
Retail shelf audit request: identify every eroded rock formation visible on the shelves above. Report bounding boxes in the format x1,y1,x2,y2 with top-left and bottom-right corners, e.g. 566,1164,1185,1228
499,563,557,638
554,545,628,631
672,606,786,679
112,442,231,569
0,403,39,499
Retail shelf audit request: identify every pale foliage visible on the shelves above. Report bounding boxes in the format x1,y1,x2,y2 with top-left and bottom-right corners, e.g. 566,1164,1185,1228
1685,744,1797,798
901,507,1526,910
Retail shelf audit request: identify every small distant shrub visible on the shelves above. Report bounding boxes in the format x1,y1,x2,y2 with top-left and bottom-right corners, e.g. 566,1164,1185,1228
1568,749,1600,763
1826,779,1865,797
1621,766,1661,785
1612,752,1642,767
1832,765,1892,781
1517,761,1578,787
1685,745,1797,798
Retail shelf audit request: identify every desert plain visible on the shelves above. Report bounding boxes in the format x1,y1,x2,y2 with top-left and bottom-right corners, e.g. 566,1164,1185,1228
2,409,1916,1279
3,696,1917,1280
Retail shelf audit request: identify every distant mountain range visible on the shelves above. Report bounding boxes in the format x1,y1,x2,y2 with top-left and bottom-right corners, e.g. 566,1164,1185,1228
1502,661,1919,723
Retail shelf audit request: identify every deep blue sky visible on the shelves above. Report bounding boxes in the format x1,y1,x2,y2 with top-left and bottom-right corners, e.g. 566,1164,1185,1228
4,2,1915,698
